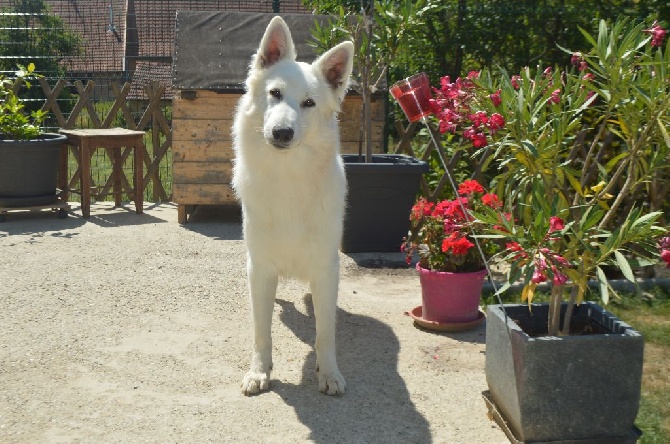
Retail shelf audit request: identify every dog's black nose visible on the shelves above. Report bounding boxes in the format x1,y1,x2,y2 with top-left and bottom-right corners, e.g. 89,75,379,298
272,127,294,145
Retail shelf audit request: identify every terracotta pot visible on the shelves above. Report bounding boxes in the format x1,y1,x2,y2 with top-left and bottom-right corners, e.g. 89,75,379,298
416,263,486,323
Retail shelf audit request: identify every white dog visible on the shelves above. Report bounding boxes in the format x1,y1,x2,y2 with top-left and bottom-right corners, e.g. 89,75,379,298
231,16,354,396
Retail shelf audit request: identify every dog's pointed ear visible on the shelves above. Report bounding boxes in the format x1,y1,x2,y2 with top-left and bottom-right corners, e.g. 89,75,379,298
313,41,354,101
255,16,296,69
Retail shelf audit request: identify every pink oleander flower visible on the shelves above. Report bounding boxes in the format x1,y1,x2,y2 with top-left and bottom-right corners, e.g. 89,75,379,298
532,268,547,284
552,267,569,286
644,21,667,47
571,52,583,67
470,132,488,148
549,216,565,233
490,89,502,106
659,237,670,268
470,111,489,127
489,113,505,132
511,75,521,89
428,74,505,149
549,89,561,104
661,250,670,268
462,126,476,140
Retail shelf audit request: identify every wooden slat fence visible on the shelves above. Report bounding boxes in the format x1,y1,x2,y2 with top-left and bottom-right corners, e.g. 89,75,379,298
391,119,485,202
39,78,172,203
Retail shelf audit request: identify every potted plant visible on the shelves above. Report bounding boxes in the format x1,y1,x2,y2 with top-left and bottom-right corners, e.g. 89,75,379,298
397,14,668,440
480,204,663,442
401,179,503,330
309,0,429,252
462,17,669,442
0,63,66,208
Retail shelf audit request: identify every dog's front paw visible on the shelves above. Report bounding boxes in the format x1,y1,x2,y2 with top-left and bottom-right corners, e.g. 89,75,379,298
241,370,270,396
317,367,346,396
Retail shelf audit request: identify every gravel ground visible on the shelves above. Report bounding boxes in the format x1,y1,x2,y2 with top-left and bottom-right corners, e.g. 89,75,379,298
0,202,507,443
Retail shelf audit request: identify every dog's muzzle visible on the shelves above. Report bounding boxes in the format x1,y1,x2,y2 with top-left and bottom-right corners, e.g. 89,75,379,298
271,126,294,149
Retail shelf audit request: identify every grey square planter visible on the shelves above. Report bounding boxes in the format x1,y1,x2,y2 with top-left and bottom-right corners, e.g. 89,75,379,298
485,302,643,443
0,133,66,207
341,154,428,253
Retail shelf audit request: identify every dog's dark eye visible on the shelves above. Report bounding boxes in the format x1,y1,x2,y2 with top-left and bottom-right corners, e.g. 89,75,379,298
302,98,315,108
269,89,282,100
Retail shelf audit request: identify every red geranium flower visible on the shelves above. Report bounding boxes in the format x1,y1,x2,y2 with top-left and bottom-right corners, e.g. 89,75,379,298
442,233,475,256
444,197,469,220
458,179,485,195
482,193,502,208
411,198,434,221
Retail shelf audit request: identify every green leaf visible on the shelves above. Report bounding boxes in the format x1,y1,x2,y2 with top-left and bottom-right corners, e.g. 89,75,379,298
579,205,604,231
614,250,636,283
521,140,538,156
630,211,662,231
596,266,609,305
494,281,511,296
565,171,583,197
604,152,628,173
658,117,670,149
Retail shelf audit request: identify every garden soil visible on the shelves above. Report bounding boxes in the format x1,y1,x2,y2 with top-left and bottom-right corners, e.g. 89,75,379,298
1,202,508,443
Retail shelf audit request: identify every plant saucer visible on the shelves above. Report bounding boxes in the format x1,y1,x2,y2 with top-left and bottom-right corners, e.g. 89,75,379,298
406,306,486,332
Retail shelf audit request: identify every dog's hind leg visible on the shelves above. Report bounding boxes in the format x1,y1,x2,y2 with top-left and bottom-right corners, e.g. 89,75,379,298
311,269,346,395
241,262,278,396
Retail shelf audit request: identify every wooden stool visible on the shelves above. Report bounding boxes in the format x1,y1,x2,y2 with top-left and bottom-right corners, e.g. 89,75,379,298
59,128,145,218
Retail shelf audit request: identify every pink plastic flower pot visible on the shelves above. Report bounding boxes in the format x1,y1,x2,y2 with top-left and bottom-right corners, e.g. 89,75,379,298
416,264,487,323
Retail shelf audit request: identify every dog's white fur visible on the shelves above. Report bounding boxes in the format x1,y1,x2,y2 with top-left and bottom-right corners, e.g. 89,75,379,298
232,16,354,396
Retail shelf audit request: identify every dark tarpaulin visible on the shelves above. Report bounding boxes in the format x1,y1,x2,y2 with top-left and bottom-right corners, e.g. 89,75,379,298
172,12,333,91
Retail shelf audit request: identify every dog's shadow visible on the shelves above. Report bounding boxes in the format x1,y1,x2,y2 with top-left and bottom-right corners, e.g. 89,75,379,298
275,297,432,443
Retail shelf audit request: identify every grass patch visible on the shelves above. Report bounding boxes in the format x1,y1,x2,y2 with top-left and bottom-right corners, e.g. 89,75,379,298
608,290,670,443
483,286,670,443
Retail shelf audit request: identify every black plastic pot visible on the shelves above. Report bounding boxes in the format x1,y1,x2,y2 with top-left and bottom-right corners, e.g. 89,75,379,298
341,154,428,253
0,133,66,207
484,302,643,443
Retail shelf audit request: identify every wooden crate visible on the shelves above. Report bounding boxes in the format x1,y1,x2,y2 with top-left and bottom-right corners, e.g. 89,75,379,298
171,12,389,223
171,90,385,223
